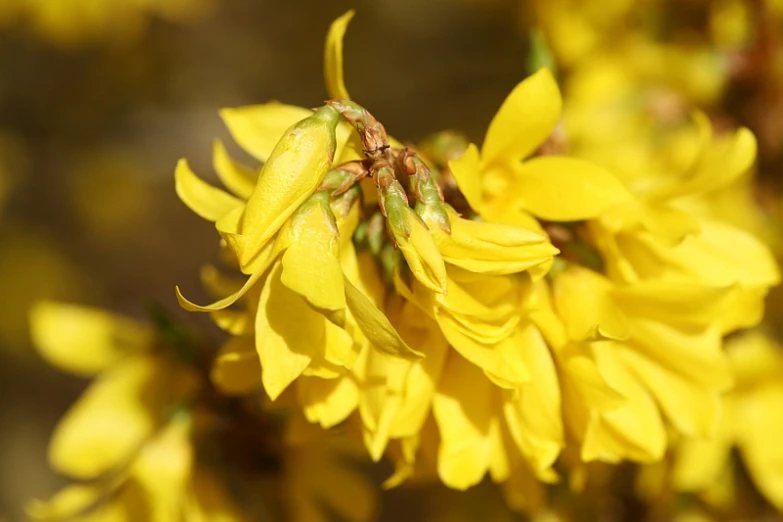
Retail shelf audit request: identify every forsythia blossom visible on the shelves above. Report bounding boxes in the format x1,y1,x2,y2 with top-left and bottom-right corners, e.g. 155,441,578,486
26,4,783,521
170,7,777,502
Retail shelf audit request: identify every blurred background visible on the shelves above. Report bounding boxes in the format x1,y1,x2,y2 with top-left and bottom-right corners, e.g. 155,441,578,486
0,0,534,519
2,0,783,520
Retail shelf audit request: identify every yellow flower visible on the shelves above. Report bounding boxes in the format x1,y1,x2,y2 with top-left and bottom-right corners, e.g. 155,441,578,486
423,205,558,277
27,301,242,521
548,266,736,464
671,331,783,511
176,105,342,272
178,184,420,399
587,115,780,332
447,67,631,226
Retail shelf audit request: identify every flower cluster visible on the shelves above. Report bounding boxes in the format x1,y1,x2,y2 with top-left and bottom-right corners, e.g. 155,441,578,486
170,8,779,508
26,6,783,521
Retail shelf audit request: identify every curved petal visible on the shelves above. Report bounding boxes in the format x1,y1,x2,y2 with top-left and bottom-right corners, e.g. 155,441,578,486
652,125,758,201
482,68,562,166
220,103,313,162
344,276,423,360
175,265,265,312
324,10,355,100
508,156,632,221
175,159,243,222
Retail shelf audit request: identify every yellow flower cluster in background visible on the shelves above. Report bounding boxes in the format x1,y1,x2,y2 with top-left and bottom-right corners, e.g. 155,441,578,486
24,2,783,521
0,0,213,45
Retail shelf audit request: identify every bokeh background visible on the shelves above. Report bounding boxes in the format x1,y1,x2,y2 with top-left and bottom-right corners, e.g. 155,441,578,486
3,0,783,520
0,0,534,519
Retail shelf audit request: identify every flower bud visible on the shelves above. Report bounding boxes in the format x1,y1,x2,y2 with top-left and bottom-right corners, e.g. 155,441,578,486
380,167,447,294
238,105,340,268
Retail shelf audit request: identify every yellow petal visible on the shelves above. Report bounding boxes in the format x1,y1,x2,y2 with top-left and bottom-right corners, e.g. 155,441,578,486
210,309,251,336
211,337,262,396
175,159,243,222
674,218,781,287
220,103,313,162
395,211,448,294
335,121,365,163
280,204,346,316
673,429,733,491
132,414,193,522
482,68,562,166
628,316,732,392
433,351,495,490
621,347,722,437
255,263,323,400
299,375,359,429
389,312,449,438
437,313,530,387
447,143,484,214
612,281,733,327
729,331,783,384
429,209,558,276
736,384,783,510
507,156,632,221
49,356,160,479
29,301,152,376
239,106,339,262
578,342,666,462
553,266,629,341
324,10,355,100
558,344,625,411
343,275,423,359
358,349,399,459
321,319,358,370
212,139,257,199
652,125,757,201
503,323,563,474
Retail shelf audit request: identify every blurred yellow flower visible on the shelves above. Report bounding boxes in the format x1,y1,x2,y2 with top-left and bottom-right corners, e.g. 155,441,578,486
26,301,244,521
672,331,783,511
0,0,214,46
